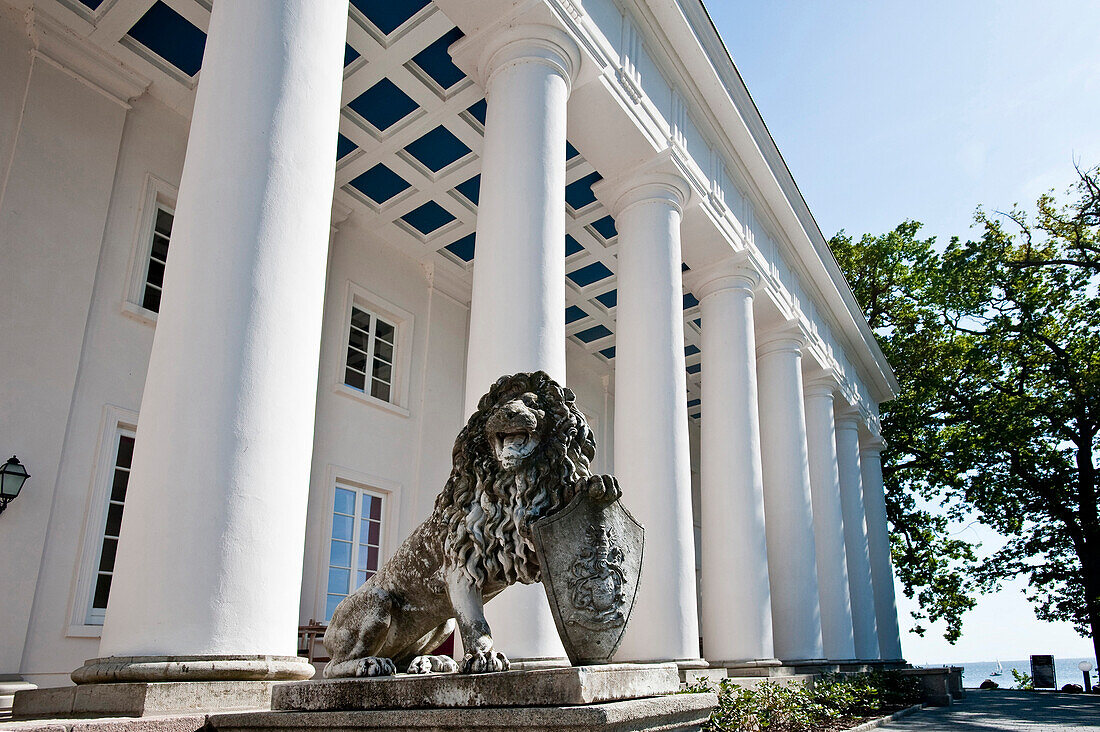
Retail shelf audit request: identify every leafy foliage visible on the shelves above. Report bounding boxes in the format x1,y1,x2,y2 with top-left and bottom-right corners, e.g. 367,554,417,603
829,166,1100,659
685,672,922,732
1011,668,1034,691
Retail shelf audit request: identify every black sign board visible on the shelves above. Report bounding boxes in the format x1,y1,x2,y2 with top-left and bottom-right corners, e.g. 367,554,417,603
1030,654,1056,689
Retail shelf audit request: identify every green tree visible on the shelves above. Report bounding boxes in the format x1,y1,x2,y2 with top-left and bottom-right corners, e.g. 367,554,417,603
829,166,1100,661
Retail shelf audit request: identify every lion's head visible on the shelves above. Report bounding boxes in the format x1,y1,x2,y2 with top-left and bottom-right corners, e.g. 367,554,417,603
434,371,596,588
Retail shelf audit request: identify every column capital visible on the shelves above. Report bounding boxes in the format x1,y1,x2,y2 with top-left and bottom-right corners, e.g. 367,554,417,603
592,149,696,218
684,251,766,301
834,409,864,433
859,434,887,455
451,22,581,94
756,324,805,359
802,370,841,400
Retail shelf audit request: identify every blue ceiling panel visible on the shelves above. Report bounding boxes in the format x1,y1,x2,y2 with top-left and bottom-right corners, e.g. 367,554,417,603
687,363,701,374
412,28,465,89
600,346,616,360
685,344,700,356
127,1,206,77
687,398,701,407
444,233,476,262
454,174,480,204
348,78,418,132
590,215,617,240
405,126,471,172
466,99,487,125
565,305,588,324
349,163,411,204
691,411,701,419
402,201,455,235
351,0,430,35
567,261,614,288
693,317,702,328
595,289,617,309
683,292,700,309
565,171,603,211
77,0,103,9
336,133,357,161
344,44,361,67
565,235,583,257
575,324,613,343
566,141,580,160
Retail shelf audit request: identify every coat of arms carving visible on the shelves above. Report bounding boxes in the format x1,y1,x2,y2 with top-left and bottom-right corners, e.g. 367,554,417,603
532,491,644,665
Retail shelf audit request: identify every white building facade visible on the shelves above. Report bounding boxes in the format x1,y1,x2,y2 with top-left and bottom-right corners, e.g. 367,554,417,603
0,0,903,693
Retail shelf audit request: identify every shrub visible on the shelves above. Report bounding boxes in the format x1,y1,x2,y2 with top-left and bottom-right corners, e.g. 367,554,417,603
684,671,922,732
1011,669,1034,690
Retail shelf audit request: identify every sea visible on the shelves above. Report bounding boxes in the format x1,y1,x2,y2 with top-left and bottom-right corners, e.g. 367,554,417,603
913,656,1098,689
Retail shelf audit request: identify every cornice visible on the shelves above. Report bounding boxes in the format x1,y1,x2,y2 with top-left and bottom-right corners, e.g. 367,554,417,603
28,8,149,108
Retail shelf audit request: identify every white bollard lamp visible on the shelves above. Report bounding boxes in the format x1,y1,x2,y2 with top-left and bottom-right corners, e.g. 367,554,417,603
0,456,29,515
1080,660,1094,692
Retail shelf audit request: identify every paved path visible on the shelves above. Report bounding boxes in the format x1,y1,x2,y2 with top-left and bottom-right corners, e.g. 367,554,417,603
882,689,1100,731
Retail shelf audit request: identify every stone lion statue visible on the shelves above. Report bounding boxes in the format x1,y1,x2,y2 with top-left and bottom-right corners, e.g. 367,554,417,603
323,371,621,677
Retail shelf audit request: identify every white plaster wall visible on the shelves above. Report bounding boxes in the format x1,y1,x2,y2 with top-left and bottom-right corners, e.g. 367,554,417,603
0,22,129,679
16,93,189,687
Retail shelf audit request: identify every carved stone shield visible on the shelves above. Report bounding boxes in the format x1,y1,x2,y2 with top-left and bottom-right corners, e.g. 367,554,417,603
532,491,644,665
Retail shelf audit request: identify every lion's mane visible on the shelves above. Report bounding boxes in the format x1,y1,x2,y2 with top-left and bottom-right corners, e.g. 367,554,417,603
433,371,596,589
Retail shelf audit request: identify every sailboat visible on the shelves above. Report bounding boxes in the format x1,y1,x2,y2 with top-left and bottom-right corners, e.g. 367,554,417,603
991,660,1004,677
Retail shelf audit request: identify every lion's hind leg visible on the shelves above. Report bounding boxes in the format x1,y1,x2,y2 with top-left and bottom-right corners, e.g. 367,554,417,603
322,589,397,679
404,619,459,674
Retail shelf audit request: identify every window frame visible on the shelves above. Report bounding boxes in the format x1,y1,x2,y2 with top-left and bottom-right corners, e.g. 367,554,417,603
122,174,178,326
68,405,139,637
315,468,401,624
334,281,414,417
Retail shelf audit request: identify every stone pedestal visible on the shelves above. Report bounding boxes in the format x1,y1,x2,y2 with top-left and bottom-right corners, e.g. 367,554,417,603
210,664,716,732
12,681,276,720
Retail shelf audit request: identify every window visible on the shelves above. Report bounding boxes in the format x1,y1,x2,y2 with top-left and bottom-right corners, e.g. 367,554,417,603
87,427,135,625
140,205,173,313
343,305,397,403
124,175,178,323
325,484,385,621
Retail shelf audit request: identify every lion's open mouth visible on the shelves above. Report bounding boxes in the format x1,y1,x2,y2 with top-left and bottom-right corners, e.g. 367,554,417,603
492,429,538,468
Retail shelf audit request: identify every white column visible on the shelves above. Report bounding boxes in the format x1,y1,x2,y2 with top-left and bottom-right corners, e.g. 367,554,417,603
97,0,346,678
860,436,904,660
460,26,580,663
803,377,856,662
694,261,776,664
604,171,700,664
835,410,879,660
756,330,824,662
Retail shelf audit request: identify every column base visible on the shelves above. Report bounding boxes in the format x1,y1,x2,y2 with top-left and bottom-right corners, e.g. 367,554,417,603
71,655,315,684
12,680,279,719
506,657,571,671
775,658,840,674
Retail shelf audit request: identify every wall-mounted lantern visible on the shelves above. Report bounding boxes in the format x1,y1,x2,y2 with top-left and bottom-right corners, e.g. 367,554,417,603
0,456,30,514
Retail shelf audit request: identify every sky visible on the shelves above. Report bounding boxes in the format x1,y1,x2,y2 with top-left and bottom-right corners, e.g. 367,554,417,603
707,1,1100,664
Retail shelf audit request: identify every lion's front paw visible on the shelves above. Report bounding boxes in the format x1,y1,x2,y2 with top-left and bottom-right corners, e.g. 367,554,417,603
407,655,459,674
580,474,621,504
462,650,510,674
354,656,396,677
